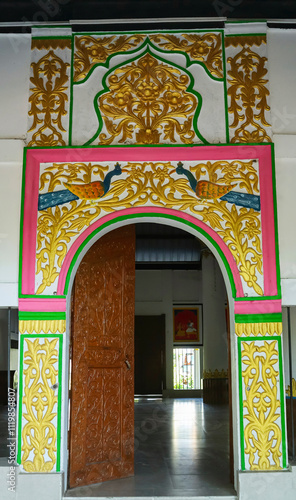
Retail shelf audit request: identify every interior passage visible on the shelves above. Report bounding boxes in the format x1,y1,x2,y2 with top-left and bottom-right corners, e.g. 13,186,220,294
66,398,236,498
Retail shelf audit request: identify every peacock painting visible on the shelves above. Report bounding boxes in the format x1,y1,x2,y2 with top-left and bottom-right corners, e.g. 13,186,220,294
38,163,126,211
175,162,260,210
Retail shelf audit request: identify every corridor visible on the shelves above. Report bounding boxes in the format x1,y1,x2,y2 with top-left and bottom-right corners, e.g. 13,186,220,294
66,398,236,498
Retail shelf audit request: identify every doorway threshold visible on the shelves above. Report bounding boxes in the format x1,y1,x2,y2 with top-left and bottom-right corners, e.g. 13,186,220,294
65,496,237,500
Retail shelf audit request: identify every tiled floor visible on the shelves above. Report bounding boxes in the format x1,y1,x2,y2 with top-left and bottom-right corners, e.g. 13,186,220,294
66,398,236,497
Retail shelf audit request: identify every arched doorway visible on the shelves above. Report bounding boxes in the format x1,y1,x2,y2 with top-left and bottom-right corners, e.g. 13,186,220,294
67,220,236,493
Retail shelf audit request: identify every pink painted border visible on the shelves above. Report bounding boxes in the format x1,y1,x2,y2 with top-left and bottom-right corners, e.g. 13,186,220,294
57,207,244,296
234,299,282,315
19,298,67,312
21,145,278,300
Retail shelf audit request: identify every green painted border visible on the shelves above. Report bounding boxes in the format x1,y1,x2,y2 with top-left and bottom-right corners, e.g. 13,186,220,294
225,33,267,37
63,212,237,298
17,333,63,471
31,36,72,40
84,45,208,146
237,336,245,470
19,311,66,321
17,335,24,464
238,335,287,471
56,334,63,472
19,294,66,299
222,30,229,143
235,313,282,324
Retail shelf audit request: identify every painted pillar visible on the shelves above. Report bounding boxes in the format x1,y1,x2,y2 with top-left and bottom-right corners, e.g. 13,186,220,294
235,304,287,470
17,306,66,472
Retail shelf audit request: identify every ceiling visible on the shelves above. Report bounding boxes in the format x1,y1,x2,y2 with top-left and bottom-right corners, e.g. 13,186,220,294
1,0,296,26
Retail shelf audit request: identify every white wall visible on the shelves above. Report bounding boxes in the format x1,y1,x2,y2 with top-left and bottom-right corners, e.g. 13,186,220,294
268,28,296,305
0,309,8,370
135,263,228,389
0,34,31,307
0,141,24,306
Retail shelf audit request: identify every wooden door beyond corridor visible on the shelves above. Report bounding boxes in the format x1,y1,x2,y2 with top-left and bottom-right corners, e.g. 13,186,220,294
69,226,135,488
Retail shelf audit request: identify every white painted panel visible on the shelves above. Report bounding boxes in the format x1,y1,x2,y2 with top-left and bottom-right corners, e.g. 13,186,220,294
268,28,296,134
0,34,31,139
275,158,296,279
0,158,22,285
172,270,202,303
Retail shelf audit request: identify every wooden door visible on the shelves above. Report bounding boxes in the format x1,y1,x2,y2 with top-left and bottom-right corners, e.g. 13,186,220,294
69,226,135,488
134,315,166,395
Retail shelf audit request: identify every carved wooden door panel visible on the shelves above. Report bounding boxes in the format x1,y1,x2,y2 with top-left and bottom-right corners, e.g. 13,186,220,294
69,225,135,488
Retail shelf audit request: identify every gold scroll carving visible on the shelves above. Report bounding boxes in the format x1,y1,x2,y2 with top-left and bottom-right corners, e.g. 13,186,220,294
97,52,198,145
36,160,262,296
28,48,70,146
19,319,66,335
31,38,71,50
226,35,272,143
241,340,282,470
21,338,59,472
150,32,223,78
235,322,282,337
74,34,145,82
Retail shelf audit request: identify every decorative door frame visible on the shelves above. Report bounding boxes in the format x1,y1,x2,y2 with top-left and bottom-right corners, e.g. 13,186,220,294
17,144,287,484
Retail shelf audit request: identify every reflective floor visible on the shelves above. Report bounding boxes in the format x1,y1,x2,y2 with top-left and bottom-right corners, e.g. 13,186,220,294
67,398,236,498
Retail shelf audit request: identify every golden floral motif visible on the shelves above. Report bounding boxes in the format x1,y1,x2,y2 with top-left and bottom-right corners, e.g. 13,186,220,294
150,32,223,78
36,160,262,295
19,319,66,334
235,322,283,337
98,52,198,145
226,36,272,143
21,338,59,472
74,34,145,82
241,340,282,470
28,50,70,146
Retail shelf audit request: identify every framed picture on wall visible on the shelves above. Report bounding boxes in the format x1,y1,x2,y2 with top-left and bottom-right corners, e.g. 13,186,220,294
173,305,203,345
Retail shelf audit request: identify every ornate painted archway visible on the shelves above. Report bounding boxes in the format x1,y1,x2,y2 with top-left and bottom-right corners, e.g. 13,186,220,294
17,144,286,478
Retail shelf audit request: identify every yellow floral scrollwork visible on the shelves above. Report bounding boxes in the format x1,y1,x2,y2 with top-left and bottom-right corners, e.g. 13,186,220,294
74,34,145,82
22,338,59,472
28,50,70,146
235,322,283,337
19,320,66,334
150,32,223,78
226,36,272,143
36,160,262,295
241,340,282,470
98,52,198,145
